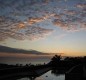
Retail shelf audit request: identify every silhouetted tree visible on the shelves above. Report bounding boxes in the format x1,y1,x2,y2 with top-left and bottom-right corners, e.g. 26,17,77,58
25,64,29,67
50,55,61,66
51,55,61,62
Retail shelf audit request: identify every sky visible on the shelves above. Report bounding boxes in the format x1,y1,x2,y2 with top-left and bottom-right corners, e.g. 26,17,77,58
0,0,86,57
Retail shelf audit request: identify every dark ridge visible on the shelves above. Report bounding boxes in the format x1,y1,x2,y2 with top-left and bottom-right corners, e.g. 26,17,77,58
0,45,49,55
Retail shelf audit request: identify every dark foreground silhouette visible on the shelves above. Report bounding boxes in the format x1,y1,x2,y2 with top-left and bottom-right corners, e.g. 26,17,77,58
0,55,86,80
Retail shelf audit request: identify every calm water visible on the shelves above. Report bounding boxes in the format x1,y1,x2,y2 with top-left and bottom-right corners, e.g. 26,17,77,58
0,58,65,80
17,71,65,80
0,57,50,65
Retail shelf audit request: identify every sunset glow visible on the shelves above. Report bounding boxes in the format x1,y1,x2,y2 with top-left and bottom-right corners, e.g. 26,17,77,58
0,0,86,58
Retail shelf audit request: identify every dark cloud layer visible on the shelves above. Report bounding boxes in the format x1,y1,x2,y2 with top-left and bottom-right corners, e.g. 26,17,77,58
0,45,49,55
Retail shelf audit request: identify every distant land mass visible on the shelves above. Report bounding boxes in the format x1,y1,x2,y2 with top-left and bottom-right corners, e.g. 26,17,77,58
0,45,49,55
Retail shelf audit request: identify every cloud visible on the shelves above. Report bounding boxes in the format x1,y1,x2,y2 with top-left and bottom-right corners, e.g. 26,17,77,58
28,17,44,25
0,25,53,41
80,21,86,30
76,3,86,9
0,16,53,41
64,10,77,16
54,14,62,19
17,22,26,28
0,45,49,55
53,19,68,30
0,29,25,41
52,12,86,31
0,0,86,41
25,26,53,40
27,13,55,25
51,2,86,32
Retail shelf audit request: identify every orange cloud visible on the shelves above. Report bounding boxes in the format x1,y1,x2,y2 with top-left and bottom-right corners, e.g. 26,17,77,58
17,22,25,28
64,10,77,15
53,19,68,30
0,16,53,41
54,14,62,19
28,17,44,25
27,13,55,25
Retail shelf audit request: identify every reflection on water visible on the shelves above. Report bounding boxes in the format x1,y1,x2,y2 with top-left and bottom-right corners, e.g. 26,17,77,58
17,71,65,80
